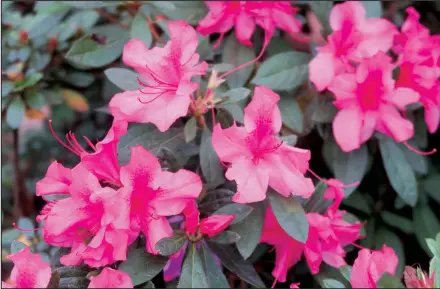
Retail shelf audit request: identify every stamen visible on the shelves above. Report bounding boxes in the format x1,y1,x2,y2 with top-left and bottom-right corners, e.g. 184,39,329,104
219,30,270,80
48,120,80,156
213,32,226,49
219,159,231,169
351,242,368,250
404,141,437,156
83,136,97,151
65,133,84,156
143,65,175,87
13,222,42,232
137,93,165,105
307,168,360,188
271,277,278,289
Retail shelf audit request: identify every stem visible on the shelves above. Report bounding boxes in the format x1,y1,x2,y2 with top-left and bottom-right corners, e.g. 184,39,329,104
94,8,129,29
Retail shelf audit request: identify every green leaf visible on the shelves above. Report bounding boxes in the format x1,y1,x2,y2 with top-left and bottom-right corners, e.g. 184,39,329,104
379,136,418,207
303,181,332,214
308,1,333,35
22,12,66,39
10,240,28,254
268,190,308,243
230,202,265,259
197,34,214,61
119,248,168,286
309,92,338,124
343,192,374,215
361,1,383,18
1,229,21,245
151,1,208,25
34,2,70,14
184,117,198,143
252,51,311,91
315,264,351,288
208,243,265,288
13,73,43,92
223,33,256,88
413,205,440,257
422,173,440,204
280,135,298,146
426,235,440,258
200,128,225,188
142,281,155,288
199,243,229,288
210,231,241,245
279,91,303,133
374,228,405,277
380,211,414,234
61,72,95,88
323,136,368,196
118,123,187,166
221,87,251,104
104,68,139,91
430,257,440,288
6,97,25,129
178,244,209,288
64,10,100,31
2,81,14,97
377,273,405,288
131,6,152,48
321,279,345,288
155,231,186,256
17,217,35,238
66,24,129,68
397,141,428,175
60,1,121,8
212,203,254,225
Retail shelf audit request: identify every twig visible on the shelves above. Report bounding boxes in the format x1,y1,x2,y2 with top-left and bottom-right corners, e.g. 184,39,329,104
94,8,129,29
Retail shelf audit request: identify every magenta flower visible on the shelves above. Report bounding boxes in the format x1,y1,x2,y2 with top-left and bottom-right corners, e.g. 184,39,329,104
197,1,301,47
350,245,398,288
88,268,133,288
119,146,202,254
212,86,314,203
394,7,440,134
110,20,208,132
328,52,420,152
2,247,51,288
309,1,397,91
41,164,131,267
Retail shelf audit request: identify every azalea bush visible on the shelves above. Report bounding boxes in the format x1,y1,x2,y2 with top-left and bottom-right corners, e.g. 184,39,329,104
2,1,440,288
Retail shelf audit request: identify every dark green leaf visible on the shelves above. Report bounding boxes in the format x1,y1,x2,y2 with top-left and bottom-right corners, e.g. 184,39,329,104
210,231,241,245
61,1,121,8
13,73,43,92
379,136,418,207
151,1,208,25
155,231,186,256
374,228,405,277
321,279,345,288
119,248,168,286
397,141,428,175
6,97,25,129
208,243,265,288
199,243,229,288
199,189,235,215
104,68,139,91
380,211,414,234
28,52,51,72
268,190,308,243
64,10,100,31
360,217,376,248
1,229,20,246
315,264,351,288
308,1,333,35
178,244,209,288
230,202,265,259
118,124,187,166
184,117,198,143
2,81,14,97
223,32,256,88
413,205,440,257
343,192,374,215
361,1,383,18
221,103,245,123
200,128,225,188
22,12,66,39
252,51,311,91
197,34,214,61
10,240,27,254
423,173,440,203
280,135,298,146
131,6,152,48
279,91,303,133
213,203,254,225
62,72,95,88
303,181,331,214
66,25,129,68
221,88,251,104
377,273,405,288
308,93,338,124
142,281,155,288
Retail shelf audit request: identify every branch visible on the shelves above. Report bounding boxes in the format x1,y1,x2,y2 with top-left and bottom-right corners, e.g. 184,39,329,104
94,8,129,29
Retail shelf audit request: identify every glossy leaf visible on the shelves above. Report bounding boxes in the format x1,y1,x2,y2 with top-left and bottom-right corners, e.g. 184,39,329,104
380,211,414,234
377,273,405,288
279,91,303,133
200,128,225,188
413,205,440,257
212,203,254,225
6,97,25,129
131,6,153,48
210,231,241,245
177,244,209,288
104,68,139,91
155,231,186,256
184,117,198,143
199,243,229,288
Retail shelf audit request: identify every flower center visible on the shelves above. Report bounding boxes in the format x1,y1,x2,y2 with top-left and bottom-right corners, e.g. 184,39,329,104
357,70,383,110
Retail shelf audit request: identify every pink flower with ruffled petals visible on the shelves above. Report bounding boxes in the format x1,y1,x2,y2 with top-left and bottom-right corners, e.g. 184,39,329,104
110,20,208,132
328,52,420,152
41,164,131,267
197,1,301,47
212,86,314,203
88,268,133,288
309,1,397,91
120,146,202,254
350,245,398,288
394,7,440,134
1,247,51,288
290,283,300,288
36,161,72,197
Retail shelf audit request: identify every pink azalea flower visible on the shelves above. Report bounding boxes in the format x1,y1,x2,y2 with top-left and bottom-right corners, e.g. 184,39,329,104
1,247,51,288
394,7,440,133
309,1,397,91
41,164,132,267
109,20,208,132
197,1,301,47
212,86,314,203
36,161,72,197
290,282,300,288
88,268,133,288
350,245,398,288
328,52,420,152
119,146,202,254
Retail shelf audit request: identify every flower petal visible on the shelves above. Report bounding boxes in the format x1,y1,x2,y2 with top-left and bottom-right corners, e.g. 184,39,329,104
333,107,363,152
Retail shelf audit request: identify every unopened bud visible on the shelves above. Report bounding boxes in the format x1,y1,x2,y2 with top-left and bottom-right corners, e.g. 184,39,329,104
207,69,225,90
19,30,28,46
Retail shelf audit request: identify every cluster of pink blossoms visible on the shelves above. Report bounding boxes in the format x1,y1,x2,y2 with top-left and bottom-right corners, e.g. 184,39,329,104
309,2,440,152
